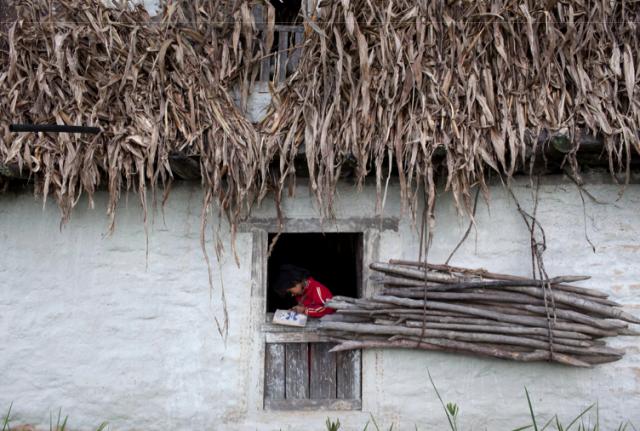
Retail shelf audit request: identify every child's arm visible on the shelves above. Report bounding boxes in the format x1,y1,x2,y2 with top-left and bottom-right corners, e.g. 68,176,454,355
291,305,306,314
306,306,331,318
305,284,335,317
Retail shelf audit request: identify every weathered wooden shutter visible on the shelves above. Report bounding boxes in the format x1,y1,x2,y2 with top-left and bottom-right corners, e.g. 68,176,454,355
252,4,303,84
264,342,361,410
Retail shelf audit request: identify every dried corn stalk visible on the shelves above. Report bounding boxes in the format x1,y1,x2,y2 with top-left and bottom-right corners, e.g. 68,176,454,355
0,0,639,234
0,0,266,230
261,0,640,223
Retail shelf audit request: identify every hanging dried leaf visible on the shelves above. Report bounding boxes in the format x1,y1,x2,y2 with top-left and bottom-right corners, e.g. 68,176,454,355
261,0,640,222
0,0,638,237
0,0,268,232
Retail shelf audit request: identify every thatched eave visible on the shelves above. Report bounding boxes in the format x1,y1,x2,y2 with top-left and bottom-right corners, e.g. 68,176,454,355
4,129,638,184
1,0,639,228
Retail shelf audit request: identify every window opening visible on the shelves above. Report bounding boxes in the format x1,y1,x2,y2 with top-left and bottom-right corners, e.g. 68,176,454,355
255,0,304,83
266,232,362,313
267,0,302,25
263,231,363,410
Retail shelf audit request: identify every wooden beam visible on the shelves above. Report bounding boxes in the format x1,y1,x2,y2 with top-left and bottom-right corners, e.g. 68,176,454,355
285,342,309,399
264,398,361,411
336,350,361,400
310,343,337,399
264,343,286,401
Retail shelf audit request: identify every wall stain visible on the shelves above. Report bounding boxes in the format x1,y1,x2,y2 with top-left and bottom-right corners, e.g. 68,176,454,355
620,245,640,252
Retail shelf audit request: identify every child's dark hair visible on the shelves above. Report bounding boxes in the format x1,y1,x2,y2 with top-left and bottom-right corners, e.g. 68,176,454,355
274,264,310,298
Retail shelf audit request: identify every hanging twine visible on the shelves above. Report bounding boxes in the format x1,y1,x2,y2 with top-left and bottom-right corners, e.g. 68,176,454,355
517,176,558,361
417,203,431,349
535,242,558,361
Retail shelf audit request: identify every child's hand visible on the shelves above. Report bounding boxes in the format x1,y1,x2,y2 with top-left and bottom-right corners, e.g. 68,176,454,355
291,305,306,314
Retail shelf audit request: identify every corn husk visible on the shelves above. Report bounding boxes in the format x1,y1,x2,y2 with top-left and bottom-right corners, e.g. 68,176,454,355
1,0,639,231
0,0,266,230
261,0,640,223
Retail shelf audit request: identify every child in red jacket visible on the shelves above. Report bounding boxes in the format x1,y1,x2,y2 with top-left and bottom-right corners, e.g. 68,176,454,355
275,265,335,318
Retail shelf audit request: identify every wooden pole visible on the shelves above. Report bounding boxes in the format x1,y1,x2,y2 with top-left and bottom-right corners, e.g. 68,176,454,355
318,322,624,357
329,338,591,367
320,261,637,366
387,260,606,299
368,296,618,337
380,319,594,341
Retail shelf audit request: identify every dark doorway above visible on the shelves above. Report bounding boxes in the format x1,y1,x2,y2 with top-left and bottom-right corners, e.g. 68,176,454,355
267,0,302,25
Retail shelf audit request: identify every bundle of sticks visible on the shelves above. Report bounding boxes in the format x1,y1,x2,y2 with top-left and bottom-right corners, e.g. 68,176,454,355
319,260,640,367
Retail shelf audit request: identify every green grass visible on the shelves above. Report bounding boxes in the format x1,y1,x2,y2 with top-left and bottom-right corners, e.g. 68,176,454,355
2,391,636,431
320,373,638,431
428,370,459,431
2,403,11,431
362,412,395,431
1,404,109,431
515,389,637,431
326,418,341,431
49,408,68,431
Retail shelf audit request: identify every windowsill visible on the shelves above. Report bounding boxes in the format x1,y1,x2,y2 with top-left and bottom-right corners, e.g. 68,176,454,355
264,398,362,411
262,313,335,342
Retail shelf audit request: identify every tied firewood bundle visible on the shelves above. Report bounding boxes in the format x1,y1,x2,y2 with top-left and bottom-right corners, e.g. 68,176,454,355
319,261,640,367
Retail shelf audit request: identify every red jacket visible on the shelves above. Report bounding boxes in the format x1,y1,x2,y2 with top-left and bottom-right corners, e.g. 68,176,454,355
296,277,335,318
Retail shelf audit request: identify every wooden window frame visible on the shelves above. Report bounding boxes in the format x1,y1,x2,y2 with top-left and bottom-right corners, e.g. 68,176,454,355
248,217,392,411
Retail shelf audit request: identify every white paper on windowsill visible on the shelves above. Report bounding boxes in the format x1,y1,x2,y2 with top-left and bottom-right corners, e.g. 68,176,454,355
272,309,308,327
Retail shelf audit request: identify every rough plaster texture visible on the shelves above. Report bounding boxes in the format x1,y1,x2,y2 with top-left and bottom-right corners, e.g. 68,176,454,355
1,177,639,430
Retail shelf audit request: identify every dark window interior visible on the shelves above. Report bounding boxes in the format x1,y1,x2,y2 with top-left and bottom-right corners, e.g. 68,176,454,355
267,233,362,312
268,0,302,25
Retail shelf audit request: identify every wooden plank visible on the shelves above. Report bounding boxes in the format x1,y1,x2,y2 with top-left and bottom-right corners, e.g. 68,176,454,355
237,217,401,233
263,316,323,331
251,229,267,299
277,30,289,83
265,398,362,411
256,24,304,33
252,4,264,27
264,343,285,400
288,31,303,71
336,349,361,400
253,4,271,82
285,343,309,399
274,24,305,33
260,55,271,83
362,229,381,298
310,343,337,399
266,331,334,343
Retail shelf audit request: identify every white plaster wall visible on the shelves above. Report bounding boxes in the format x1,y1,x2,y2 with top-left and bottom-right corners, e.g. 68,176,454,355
140,0,159,15
1,175,639,430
